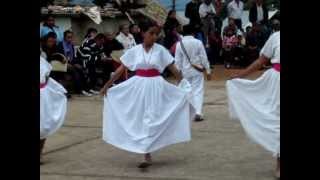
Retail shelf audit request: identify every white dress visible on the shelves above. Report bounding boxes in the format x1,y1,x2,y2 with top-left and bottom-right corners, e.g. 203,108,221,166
226,32,280,157
103,43,195,154
40,56,68,139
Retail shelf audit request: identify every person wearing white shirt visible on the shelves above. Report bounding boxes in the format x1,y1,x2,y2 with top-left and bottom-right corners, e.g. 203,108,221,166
116,24,137,52
227,0,244,30
175,25,212,121
199,0,216,46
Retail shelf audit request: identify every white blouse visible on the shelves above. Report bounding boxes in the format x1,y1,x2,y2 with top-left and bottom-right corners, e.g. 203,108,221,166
116,32,137,52
227,0,244,20
260,32,280,64
120,43,174,73
199,3,216,18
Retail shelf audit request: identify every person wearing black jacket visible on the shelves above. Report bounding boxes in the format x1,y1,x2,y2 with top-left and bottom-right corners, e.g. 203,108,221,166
77,33,106,94
249,0,268,26
102,31,124,82
185,0,205,44
249,0,270,49
185,0,202,28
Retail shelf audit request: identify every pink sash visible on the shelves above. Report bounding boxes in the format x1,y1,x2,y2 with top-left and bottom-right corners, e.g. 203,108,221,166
272,63,280,72
136,69,160,77
40,82,47,89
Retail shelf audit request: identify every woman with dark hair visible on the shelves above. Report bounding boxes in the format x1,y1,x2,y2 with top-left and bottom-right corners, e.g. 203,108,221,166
163,10,181,50
40,14,64,43
100,21,195,169
41,32,68,67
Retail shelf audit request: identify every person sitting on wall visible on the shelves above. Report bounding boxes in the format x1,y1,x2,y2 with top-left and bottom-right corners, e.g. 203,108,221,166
57,30,93,97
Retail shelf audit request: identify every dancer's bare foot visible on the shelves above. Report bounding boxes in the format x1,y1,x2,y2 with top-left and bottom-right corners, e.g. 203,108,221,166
138,153,152,168
275,157,280,179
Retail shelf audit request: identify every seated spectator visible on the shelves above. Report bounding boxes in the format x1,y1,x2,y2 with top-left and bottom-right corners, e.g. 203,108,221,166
222,27,239,68
40,14,64,43
57,30,93,96
208,31,223,65
271,19,280,33
116,24,136,52
104,32,127,84
41,32,72,97
129,23,143,44
77,33,106,94
82,27,98,44
242,26,260,67
102,30,125,83
223,27,239,50
223,18,238,37
41,32,61,62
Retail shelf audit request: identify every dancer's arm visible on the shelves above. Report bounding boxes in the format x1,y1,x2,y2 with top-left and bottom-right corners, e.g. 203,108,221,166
100,64,126,96
167,63,183,83
230,54,269,79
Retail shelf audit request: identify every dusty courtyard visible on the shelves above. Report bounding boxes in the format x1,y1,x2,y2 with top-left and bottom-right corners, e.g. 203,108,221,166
40,66,275,180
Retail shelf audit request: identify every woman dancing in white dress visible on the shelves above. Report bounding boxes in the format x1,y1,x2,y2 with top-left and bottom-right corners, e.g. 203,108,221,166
40,54,67,164
226,31,280,179
100,21,195,168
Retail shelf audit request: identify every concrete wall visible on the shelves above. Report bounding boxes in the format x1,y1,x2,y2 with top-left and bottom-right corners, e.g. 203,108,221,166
71,16,130,45
40,15,131,45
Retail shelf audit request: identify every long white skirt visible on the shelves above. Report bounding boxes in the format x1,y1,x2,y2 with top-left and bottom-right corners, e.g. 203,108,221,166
40,78,67,139
185,75,204,116
226,69,280,157
103,76,195,154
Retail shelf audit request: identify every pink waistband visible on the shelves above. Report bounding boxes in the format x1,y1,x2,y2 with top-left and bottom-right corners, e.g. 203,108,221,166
135,69,160,77
40,82,47,89
272,63,280,72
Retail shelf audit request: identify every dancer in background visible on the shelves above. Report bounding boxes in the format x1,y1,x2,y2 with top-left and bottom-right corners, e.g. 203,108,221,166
100,21,195,169
40,54,67,164
175,25,211,122
226,31,280,179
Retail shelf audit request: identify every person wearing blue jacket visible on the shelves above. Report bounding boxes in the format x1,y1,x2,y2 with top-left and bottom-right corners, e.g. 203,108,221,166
40,14,64,43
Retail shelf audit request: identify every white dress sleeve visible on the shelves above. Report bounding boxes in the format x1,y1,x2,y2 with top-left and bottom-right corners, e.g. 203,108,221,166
260,33,276,59
159,46,174,72
120,47,136,71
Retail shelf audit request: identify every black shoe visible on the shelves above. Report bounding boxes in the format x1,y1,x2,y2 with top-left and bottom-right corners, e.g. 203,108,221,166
66,93,72,99
137,161,152,169
194,115,204,122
